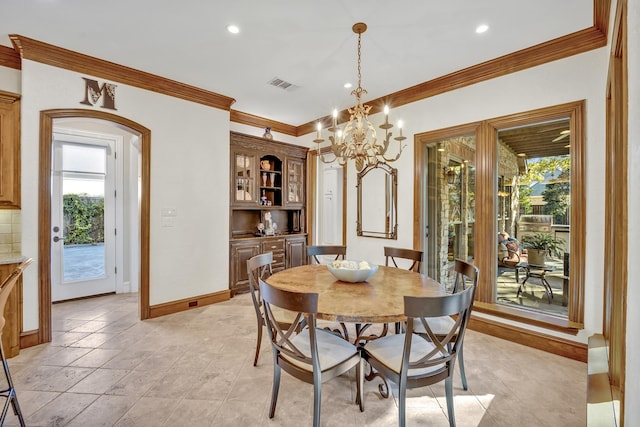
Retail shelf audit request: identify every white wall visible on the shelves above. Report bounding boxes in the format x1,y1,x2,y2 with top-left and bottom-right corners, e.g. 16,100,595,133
0,65,20,94
625,0,639,423
19,60,231,329
299,46,609,344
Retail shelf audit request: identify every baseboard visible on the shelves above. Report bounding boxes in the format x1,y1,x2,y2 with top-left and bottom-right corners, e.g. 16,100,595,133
20,329,40,349
148,289,231,319
468,315,588,362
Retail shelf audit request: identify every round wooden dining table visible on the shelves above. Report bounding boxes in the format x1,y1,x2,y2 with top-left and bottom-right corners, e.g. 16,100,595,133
266,264,447,324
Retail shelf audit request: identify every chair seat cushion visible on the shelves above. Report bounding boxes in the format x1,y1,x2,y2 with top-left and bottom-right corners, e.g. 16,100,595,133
364,333,444,377
283,328,358,372
412,316,455,335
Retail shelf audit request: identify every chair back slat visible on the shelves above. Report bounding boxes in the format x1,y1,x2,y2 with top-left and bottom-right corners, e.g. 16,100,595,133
307,245,346,264
384,247,423,273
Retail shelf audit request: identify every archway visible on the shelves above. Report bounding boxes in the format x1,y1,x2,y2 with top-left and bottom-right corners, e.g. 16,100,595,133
38,109,150,344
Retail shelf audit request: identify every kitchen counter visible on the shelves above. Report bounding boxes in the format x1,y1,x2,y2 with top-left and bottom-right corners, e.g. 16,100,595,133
231,232,307,241
0,253,27,265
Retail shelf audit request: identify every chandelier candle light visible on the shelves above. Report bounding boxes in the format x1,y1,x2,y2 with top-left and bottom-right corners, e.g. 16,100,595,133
314,22,406,172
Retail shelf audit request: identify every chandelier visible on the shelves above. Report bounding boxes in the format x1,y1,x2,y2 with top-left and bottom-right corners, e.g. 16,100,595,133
314,22,406,172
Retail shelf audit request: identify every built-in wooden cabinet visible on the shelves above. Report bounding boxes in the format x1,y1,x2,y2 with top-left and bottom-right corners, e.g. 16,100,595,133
0,91,21,209
285,235,307,269
229,240,261,294
229,132,308,294
262,237,285,273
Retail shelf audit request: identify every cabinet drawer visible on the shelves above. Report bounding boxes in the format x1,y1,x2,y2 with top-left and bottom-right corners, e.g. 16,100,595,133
262,238,285,252
272,253,285,267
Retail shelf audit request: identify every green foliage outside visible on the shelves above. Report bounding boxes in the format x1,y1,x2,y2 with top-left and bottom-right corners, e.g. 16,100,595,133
520,155,570,224
520,156,570,185
518,185,533,214
63,194,104,245
520,232,566,258
543,178,570,224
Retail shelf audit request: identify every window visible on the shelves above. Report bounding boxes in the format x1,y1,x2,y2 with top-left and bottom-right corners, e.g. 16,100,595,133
415,101,585,330
496,119,571,317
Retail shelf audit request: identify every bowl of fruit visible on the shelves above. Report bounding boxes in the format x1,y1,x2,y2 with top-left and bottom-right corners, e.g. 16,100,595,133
326,260,378,283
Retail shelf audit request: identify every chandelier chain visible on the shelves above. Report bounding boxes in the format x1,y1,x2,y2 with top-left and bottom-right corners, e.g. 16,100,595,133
356,32,362,96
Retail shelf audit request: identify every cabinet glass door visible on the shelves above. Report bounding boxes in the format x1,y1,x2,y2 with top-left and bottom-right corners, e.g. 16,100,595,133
234,153,256,203
286,159,304,205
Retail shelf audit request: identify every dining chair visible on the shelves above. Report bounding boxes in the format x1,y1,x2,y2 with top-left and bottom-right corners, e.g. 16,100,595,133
307,245,347,265
414,259,479,390
306,245,350,339
259,278,363,427
246,252,275,366
384,246,423,273
383,246,424,335
0,258,32,427
362,285,475,427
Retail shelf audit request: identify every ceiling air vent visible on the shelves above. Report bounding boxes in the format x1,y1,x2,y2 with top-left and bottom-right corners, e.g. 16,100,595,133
268,77,298,91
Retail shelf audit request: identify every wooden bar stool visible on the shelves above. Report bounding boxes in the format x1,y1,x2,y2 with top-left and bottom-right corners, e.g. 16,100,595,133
0,258,32,427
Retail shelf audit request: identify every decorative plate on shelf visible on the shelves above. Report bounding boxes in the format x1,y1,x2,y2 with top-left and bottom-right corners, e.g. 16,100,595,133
326,260,378,283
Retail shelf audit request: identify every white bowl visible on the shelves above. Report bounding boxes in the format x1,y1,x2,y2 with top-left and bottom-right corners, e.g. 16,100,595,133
326,262,378,283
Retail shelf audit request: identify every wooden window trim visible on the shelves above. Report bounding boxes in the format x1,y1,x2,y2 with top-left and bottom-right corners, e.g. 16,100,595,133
414,101,586,333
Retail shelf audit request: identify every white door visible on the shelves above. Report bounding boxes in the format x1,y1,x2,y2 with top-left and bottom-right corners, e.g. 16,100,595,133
51,132,117,302
319,165,343,245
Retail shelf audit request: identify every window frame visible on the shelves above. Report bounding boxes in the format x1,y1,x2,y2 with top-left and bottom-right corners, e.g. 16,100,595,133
414,101,585,332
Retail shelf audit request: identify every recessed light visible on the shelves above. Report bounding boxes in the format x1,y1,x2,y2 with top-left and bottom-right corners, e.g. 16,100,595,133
517,153,526,157
437,148,445,152
476,24,489,34
344,82,352,89
226,24,240,34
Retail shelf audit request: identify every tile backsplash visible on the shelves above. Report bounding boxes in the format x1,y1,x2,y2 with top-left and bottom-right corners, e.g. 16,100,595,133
0,210,20,254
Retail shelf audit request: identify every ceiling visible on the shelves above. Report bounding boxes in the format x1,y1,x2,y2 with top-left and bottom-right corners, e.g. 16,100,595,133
1,1,593,127
499,119,571,159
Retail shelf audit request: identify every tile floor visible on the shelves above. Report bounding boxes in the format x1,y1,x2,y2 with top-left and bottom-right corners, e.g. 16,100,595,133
4,293,586,426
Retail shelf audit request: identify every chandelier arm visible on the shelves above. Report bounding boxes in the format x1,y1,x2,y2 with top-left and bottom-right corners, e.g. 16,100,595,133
380,142,407,163
318,152,337,164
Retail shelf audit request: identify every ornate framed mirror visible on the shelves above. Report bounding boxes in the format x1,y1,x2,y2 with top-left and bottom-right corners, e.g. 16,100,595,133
357,162,398,239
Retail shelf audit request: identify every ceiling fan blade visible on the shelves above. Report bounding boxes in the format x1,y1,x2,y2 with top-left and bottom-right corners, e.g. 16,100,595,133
552,133,570,142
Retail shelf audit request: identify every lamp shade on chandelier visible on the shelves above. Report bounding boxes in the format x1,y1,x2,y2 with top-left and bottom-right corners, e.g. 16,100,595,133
314,22,406,172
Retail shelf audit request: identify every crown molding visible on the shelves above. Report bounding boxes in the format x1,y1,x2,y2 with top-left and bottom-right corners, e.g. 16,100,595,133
9,34,235,111
0,90,20,103
230,110,297,136
0,45,20,70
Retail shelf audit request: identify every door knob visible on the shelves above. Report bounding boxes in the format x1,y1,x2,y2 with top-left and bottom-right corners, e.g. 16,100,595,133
53,236,64,242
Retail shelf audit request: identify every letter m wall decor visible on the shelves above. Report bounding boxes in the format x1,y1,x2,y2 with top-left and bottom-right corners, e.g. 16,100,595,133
80,77,117,110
